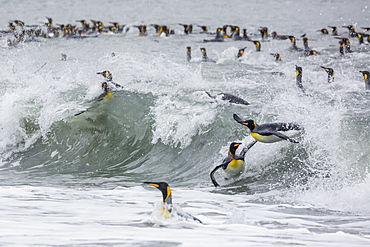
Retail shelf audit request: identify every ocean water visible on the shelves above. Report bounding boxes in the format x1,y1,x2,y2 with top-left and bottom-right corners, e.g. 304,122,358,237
1,0,370,246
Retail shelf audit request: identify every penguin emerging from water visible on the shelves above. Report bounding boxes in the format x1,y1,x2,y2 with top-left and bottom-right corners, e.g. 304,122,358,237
359,71,370,90
233,114,302,143
186,46,192,62
97,71,123,97
302,37,311,51
200,48,216,63
210,141,257,187
231,26,243,41
249,40,261,51
295,65,305,93
342,25,357,37
143,182,202,223
236,47,247,59
338,40,345,56
205,92,249,105
321,66,334,83
335,37,353,53
285,36,303,51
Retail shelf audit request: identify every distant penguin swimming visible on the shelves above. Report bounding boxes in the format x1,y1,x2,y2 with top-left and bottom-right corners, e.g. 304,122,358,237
359,71,370,90
143,182,202,223
210,141,257,187
186,46,192,62
271,31,288,40
200,48,216,63
205,92,249,105
335,37,353,53
285,36,303,51
249,40,261,51
203,27,224,42
236,47,247,59
321,66,334,83
302,37,311,51
197,25,209,33
233,114,302,143
270,53,282,61
318,28,329,35
97,71,123,97
295,65,305,93
328,26,339,36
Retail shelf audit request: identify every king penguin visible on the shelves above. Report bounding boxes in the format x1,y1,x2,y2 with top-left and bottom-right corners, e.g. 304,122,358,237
200,48,216,63
295,65,305,93
143,182,202,223
97,71,123,98
359,71,370,90
249,40,261,51
210,141,257,187
321,66,334,83
186,46,192,62
233,114,302,143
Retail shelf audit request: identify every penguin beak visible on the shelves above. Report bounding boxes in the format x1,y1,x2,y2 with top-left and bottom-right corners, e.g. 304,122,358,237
145,182,159,188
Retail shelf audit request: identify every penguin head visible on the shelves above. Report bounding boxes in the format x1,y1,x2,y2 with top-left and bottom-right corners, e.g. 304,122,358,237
97,71,112,81
186,46,192,52
216,27,222,33
318,28,328,34
321,66,334,76
228,142,242,156
360,71,370,81
200,47,207,54
144,182,172,204
295,65,303,76
240,120,256,131
302,38,308,44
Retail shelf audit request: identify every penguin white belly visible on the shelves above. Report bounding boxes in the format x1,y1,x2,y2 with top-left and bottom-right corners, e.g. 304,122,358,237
251,130,299,143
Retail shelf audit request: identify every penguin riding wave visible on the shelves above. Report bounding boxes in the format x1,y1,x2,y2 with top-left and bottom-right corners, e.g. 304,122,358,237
210,141,256,187
143,182,203,224
233,114,302,143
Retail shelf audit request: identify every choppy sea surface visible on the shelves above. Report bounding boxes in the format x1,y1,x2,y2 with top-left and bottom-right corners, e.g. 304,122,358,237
1,0,370,246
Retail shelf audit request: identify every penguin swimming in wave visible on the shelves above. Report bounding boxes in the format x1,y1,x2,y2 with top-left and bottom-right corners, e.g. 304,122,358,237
205,92,249,105
210,141,256,187
233,114,302,143
359,71,370,90
143,182,203,223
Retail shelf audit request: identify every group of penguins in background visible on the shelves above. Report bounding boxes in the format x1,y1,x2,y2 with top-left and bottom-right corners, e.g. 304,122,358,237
4,17,370,223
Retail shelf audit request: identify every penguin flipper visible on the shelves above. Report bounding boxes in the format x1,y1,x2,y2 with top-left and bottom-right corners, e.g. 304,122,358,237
233,113,244,124
210,164,226,187
239,140,257,157
271,131,299,143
